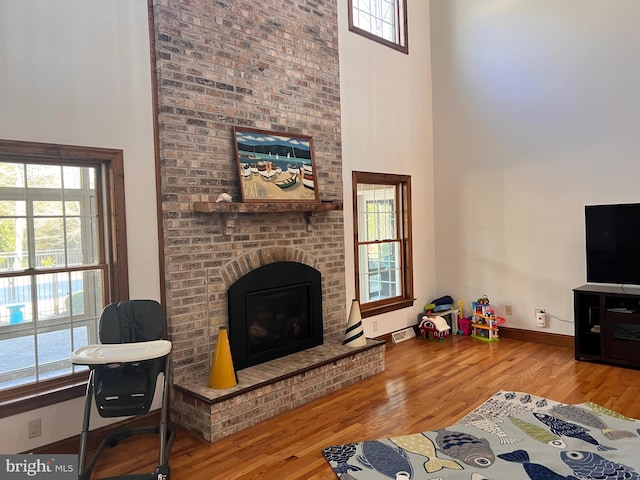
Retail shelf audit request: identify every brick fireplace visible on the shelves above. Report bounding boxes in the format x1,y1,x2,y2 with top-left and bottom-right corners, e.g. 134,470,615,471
171,247,384,442
151,0,385,442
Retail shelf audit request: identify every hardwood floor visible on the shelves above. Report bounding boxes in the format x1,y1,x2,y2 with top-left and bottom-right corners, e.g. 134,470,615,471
89,336,640,479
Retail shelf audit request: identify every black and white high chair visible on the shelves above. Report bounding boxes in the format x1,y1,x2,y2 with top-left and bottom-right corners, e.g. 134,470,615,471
70,300,175,480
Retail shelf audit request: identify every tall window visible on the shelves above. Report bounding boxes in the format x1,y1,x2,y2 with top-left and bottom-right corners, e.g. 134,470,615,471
353,171,413,317
348,0,408,54
0,140,128,415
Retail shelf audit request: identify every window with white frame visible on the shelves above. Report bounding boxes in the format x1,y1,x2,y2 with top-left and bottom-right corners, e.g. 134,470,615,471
348,0,408,54
0,140,128,414
353,171,414,317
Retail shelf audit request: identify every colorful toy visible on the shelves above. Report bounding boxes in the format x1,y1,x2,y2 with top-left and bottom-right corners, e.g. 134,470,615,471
471,297,505,342
477,294,490,305
458,316,472,335
418,315,451,342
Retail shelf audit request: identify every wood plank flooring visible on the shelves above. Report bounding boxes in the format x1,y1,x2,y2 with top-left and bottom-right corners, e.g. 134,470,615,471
88,336,640,479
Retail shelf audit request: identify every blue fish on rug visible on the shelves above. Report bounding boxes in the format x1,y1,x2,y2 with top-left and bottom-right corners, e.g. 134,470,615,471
322,444,362,477
434,429,495,468
356,440,414,479
498,449,579,480
389,433,463,473
550,404,636,440
533,413,616,451
561,450,640,479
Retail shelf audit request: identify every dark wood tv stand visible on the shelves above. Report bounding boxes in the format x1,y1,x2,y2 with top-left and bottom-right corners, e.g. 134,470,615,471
574,284,640,368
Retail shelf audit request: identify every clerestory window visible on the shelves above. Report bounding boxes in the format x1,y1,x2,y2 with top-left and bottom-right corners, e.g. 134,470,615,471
0,140,128,416
348,0,408,54
353,171,414,317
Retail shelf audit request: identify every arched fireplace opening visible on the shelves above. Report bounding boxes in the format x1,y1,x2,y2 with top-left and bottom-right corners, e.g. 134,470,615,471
227,261,323,370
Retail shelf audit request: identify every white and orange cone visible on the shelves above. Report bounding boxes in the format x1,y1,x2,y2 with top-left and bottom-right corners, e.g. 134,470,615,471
343,299,367,347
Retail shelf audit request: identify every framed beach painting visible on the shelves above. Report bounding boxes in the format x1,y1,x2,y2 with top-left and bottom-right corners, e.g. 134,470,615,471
233,127,320,203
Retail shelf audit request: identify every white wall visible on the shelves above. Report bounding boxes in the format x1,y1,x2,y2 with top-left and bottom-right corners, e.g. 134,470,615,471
338,0,436,337
0,0,160,453
430,0,640,334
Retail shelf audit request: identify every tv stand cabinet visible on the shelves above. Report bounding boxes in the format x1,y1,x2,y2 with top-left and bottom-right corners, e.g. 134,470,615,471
574,284,640,368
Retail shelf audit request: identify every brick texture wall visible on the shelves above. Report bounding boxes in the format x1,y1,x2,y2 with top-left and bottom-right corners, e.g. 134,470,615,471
152,0,345,387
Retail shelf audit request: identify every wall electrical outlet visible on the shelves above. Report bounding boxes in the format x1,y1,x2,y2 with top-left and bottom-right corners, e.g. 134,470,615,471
373,320,378,332
28,418,42,439
535,309,547,328
505,305,513,315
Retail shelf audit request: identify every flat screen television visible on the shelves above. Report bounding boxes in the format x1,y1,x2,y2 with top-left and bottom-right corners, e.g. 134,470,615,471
585,203,640,285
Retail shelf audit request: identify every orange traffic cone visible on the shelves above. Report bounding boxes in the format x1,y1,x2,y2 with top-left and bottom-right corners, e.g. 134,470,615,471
343,299,367,347
208,327,238,389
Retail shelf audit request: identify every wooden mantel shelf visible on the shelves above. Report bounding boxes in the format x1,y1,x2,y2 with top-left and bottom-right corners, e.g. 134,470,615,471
193,201,343,214
193,201,343,233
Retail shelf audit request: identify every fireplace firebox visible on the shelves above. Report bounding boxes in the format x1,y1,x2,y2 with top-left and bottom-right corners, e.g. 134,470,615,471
227,261,323,370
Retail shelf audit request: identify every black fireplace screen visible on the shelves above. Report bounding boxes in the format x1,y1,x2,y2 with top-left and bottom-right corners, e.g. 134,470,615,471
228,262,323,370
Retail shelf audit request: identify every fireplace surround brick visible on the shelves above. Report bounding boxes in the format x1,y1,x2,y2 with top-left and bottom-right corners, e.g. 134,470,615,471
152,0,385,442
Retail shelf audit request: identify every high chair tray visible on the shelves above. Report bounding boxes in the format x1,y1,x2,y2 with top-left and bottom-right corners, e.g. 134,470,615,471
70,340,171,365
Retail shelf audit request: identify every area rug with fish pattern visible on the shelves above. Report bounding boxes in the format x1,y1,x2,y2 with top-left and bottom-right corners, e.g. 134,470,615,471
322,390,640,479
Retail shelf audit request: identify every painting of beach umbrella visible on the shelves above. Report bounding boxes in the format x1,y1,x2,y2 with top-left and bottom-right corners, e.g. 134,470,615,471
233,126,320,202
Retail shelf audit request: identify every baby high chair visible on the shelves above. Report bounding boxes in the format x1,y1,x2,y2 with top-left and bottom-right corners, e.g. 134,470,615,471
70,300,175,480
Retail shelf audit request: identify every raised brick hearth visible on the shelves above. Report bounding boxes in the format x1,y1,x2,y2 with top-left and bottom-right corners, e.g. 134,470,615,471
151,0,385,443
173,340,385,443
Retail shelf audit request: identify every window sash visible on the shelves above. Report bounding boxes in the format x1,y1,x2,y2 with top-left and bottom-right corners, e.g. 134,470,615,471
0,161,105,391
348,0,408,54
0,267,106,389
353,171,414,317
0,139,129,416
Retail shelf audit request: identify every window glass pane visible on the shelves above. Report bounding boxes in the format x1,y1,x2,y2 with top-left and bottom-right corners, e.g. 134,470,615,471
379,241,400,298
0,277,32,322
65,217,82,265
37,327,72,381
0,217,28,271
366,245,380,302
34,217,65,268
71,269,104,319
0,200,25,215
27,164,61,189
358,11,371,31
0,334,36,389
69,270,90,317
0,162,25,188
36,272,71,323
34,200,63,216
382,0,394,22
382,22,394,42
63,166,82,189
65,200,81,216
